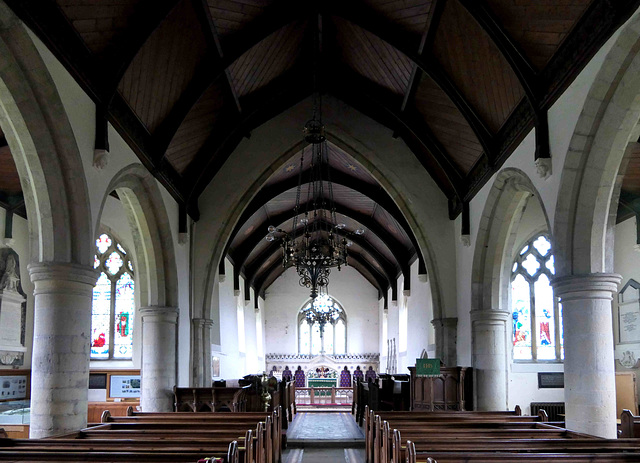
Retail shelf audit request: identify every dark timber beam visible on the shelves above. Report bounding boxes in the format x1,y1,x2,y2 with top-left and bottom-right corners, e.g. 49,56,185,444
232,203,408,276
325,0,495,159
100,0,181,102
183,67,313,213
329,68,466,199
400,0,445,112
458,0,539,104
191,0,242,113
225,167,423,262
242,220,397,288
153,0,310,157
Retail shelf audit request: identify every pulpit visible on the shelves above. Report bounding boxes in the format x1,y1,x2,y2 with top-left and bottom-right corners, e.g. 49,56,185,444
408,366,473,411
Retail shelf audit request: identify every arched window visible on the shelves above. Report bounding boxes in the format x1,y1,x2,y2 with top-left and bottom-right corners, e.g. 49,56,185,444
91,233,135,360
298,294,347,355
511,234,563,362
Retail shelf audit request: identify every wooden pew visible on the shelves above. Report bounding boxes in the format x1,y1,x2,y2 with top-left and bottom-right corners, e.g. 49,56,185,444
0,438,239,462
620,409,640,437
100,409,278,463
364,406,531,463
0,429,6,438
376,420,567,463
390,428,640,463
405,440,640,463
116,407,282,461
173,386,248,412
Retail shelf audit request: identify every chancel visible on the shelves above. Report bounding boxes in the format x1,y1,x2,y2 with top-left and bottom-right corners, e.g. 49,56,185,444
4,0,640,461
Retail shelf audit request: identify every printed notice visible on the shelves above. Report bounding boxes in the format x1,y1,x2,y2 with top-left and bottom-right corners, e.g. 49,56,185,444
619,303,640,343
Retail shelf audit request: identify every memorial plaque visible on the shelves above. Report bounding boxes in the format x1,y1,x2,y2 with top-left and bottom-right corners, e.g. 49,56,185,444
538,372,564,388
619,302,640,343
109,375,141,398
0,375,27,399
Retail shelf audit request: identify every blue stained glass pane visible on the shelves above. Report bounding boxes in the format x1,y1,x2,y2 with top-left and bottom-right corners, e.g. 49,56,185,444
113,273,134,359
91,272,111,359
512,274,532,360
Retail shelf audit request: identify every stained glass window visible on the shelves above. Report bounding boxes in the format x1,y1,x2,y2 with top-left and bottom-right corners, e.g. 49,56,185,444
91,233,135,360
511,234,562,362
298,295,347,355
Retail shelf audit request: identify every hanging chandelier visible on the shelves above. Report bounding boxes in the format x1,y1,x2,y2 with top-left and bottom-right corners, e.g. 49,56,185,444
265,99,364,300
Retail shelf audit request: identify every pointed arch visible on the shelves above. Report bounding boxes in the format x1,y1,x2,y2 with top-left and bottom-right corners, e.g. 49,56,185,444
96,164,178,308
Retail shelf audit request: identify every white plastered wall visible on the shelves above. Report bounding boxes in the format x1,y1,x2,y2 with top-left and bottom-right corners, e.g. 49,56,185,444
264,266,379,356
382,260,434,375
213,258,265,380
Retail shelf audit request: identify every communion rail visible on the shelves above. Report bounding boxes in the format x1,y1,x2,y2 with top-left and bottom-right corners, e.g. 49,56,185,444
295,387,353,405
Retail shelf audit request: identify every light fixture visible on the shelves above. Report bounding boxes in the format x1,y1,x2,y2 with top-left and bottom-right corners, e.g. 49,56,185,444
265,97,365,300
302,292,340,334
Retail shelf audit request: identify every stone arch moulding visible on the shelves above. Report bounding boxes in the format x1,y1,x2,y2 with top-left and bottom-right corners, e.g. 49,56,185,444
96,163,179,309
554,11,640,277
470,167,550,411
0,2,92,265
473,168,551,314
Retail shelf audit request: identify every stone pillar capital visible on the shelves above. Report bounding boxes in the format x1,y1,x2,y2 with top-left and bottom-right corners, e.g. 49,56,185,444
28,262,98,295
140,306,178,323
470,310,510,324
552,273,622,301
192,317,213,327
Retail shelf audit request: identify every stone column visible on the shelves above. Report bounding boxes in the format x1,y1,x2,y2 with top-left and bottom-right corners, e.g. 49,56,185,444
471,310,509,411
140,306,178,412
192,318,205,386
552,274,621,438
28,262,97,438
192,318,213,386
431,317,457,366
203,319,213,383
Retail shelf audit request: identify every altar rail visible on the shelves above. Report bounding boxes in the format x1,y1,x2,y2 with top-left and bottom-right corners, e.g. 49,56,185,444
295,387,353,405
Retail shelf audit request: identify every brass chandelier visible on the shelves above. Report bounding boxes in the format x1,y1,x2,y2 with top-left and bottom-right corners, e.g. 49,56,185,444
265,99,364,300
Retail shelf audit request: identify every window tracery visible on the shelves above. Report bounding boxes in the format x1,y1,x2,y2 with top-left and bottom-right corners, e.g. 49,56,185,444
298,295,347,355
511,234,563,361
91,233,135,360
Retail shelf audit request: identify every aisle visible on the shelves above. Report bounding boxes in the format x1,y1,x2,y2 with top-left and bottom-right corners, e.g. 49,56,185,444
284,412,365,462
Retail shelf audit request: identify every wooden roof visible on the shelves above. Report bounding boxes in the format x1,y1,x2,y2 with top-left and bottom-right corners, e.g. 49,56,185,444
5,0,640,296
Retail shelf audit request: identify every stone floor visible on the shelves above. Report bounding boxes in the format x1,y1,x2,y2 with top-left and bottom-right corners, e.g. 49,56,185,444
284,412,365,462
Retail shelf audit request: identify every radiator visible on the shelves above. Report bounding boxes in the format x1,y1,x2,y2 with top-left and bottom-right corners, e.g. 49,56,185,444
530,402,565,422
